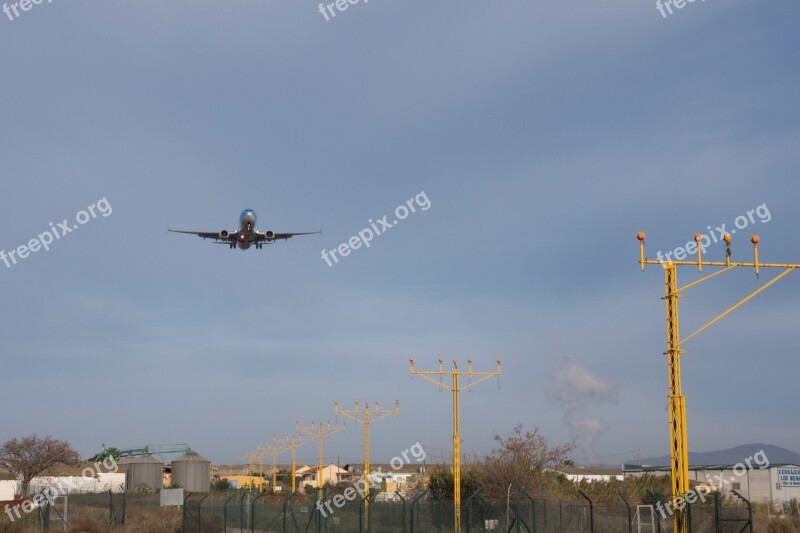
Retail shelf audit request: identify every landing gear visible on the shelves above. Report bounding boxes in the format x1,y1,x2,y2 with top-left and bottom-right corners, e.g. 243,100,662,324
230,243,235,249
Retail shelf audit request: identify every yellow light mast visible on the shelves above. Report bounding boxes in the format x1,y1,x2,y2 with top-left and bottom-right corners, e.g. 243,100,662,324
335,400,399,529
274,432,314,494
409,357,501,533
297,420,346,500
637,231,799,533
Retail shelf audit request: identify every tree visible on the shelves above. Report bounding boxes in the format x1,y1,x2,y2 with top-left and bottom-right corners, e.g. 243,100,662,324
213,478,233,491
0,435,81,496
480,424,574,501
428,465,482,498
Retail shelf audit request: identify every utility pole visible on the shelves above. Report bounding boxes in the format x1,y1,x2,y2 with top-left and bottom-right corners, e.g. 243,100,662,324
274,433,314,494
335,400,399,529
637,231,799,533
409,357,502,533
297,420,346,500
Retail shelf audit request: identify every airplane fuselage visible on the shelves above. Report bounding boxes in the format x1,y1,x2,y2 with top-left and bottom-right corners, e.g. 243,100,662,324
236,209,257,250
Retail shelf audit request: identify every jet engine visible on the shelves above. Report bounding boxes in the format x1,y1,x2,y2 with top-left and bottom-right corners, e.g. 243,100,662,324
219,230,230,240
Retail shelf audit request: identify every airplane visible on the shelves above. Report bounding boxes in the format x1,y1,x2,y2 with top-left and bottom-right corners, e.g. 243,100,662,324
169,209,320,250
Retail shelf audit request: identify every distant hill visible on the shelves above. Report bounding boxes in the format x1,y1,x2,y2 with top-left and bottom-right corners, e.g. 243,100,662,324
640,444,800,467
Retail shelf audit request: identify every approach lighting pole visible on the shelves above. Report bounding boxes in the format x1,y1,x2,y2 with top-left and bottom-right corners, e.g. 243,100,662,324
238,451,260,490
257,442,283,494
275,433,314,494
335,400,399,529
297,420,346,500
637,232,799,533
409,357,501,533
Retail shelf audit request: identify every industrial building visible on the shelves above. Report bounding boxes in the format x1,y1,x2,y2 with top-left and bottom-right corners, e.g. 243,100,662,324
624,463,800,506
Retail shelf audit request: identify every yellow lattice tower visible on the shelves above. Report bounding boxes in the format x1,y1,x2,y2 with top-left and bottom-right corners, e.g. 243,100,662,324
637,231,800,533
335,400,399,528
297,420,346,500
409,357,501,533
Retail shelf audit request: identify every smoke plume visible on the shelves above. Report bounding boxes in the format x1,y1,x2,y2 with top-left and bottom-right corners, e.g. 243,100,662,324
547,358,617,465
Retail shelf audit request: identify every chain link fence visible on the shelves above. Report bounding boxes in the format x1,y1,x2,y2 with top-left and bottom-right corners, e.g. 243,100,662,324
11,485,764,532
175,486,755,533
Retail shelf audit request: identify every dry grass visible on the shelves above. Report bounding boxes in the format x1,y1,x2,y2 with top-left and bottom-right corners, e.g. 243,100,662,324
0,504,181,533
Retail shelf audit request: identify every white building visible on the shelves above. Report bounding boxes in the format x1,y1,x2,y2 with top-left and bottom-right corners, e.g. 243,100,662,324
624,463,800,506
554,466,624,483
295,464,347,489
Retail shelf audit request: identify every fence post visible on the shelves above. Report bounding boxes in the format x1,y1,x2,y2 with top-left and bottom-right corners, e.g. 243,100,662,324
251,491,266,533
396,490,407,533
465,489,482,533
197,492,211,533
515,486,536,533
559,501,562,533
713,490,720,533
359,494,364,533
431,492,443,533
578,490,594,533
183,491,191,533
731,490,753,533
314,485,330,533
282,491,292,533
409,489,429,533
121,488,126,525
619,492,632,533
223,491,236,532
108,489,114,526
542,498,547,530
240,490,249,532
360,490,376,533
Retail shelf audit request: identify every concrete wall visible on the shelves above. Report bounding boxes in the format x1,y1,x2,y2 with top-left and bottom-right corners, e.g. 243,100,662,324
28,473,126,495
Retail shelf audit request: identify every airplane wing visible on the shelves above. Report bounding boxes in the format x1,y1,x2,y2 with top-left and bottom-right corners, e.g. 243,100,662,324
255,230,321,242
168,229,237,241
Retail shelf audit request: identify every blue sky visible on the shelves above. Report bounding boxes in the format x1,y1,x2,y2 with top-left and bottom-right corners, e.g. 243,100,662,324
1,0,798,466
